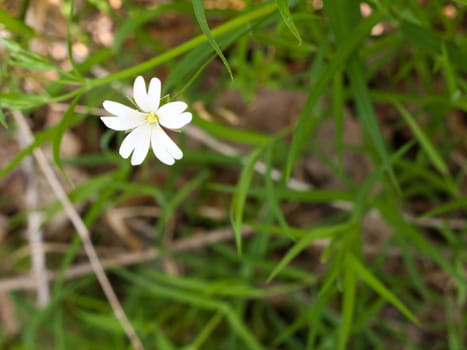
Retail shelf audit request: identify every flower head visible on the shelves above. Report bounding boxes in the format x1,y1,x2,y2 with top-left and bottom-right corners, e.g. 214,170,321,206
100,76,192,165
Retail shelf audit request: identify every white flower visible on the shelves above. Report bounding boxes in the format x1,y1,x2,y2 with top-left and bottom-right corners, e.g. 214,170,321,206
100,76,192,166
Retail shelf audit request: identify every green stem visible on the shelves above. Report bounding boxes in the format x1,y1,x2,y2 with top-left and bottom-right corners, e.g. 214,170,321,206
52,2,277,103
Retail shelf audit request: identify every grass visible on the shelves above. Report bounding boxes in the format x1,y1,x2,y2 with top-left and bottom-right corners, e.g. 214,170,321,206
0,0,466,349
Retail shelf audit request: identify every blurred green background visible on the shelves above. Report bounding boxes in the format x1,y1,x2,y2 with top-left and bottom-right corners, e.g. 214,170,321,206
0,0,466,349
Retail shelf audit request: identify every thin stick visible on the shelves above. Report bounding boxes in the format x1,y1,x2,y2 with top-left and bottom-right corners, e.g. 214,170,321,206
13,111,144,350
16,125,50,307
0,226,255,292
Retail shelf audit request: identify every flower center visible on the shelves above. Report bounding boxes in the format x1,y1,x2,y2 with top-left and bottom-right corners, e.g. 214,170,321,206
145,111,159,125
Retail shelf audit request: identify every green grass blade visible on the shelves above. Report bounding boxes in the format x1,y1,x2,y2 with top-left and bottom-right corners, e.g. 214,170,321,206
399,18,467,72
347,253,419,324
353,141,413,219
0,108,7,128
275,0,302,44
230,147,263,253
66,0,82,77
0,8,35,38
419,197,467,218
348,58,399,190
192,0,233,79
194,117,270,146
265,144,292,239
377,198,467,285
285,11,384,179
267,222,349,281
395,102,449,176
0,92,48,109
338,254,357,350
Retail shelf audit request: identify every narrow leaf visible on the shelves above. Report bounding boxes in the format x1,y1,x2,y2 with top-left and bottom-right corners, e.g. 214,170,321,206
395,102,449,176
275,0,302,44
267,223,349,281
285,11,384,179
230,147,263,253
348,253,419,324
338,254,357,350
192,0,233,79
0,8,35,38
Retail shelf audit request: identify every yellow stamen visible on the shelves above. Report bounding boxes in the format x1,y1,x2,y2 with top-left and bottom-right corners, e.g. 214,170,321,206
145,111,159,124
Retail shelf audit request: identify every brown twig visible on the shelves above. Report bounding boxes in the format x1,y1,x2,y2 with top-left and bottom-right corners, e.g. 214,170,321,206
13,110,144,350
16,122,50,307
0,226,255,292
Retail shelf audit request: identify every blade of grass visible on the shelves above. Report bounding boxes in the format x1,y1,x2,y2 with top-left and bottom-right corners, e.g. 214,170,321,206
337,253,357,350
399,18,467,72
66,0,82,77
285,11,384,179
394,102,450,177
118,270,265,350
419,197,467,218
275,0,302,44
193,117,270,146
265,143,292,239
230,147,263,253
377,197,467,286
192,0,233,79
267,222,350,282
0,108,6,128
347,253,419,324
324,1,399,189
0,8,35,38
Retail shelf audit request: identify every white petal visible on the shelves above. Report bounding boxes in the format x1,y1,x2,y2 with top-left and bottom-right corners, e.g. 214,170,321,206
158,101,187,116
130,127,152,165
100,115,145,131
151,126,176,165
157,125,183,159
147,78,161,111
103,100,140,119
119,126,150,166
159,111,192,130
133,76,152,112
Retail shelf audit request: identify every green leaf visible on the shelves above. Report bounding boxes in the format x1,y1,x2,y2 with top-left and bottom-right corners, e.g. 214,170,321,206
0,38,57,72
66,0,82,77
192,0,233,79
267,222,349,281
377,198,467,286
230,147,263,253
0,108,7,128
77,312,122,334
420,197,467,218
0,92,48,109
0,8,35,38
352,141,413,220
399,19,467,72
87,3,277,89
285,11,384,179
338,254,357,350
194,117,270,146
347,253,419,324
395,102,449,176
275,0,302,44
265,144,292,239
